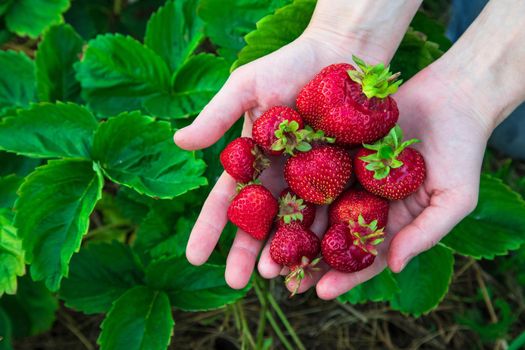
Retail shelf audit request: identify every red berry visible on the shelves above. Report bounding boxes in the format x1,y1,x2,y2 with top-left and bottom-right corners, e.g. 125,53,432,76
322,216,384,273
220,137,270,183
284,145,352,205
270,222,320,295
227,184,278,240
354,125,426,200
329,188,389,228
277,188,316,228
296,57,400,146
252,106,304,155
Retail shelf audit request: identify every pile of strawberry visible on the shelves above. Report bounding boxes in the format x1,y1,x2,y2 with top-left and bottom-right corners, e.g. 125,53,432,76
220,56,426,294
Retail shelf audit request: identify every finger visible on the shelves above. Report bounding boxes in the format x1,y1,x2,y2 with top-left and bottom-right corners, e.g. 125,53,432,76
316,257,387,300
388,194,475,272
186,172,236,265
225,229,264,289
257,231,282,279
174,69,255,150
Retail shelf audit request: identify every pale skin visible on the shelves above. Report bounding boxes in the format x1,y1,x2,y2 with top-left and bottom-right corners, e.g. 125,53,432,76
175,0,525,298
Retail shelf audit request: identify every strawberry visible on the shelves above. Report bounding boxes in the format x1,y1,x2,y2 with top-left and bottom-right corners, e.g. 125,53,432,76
269,222,320,295
284,145,352,205
227,184,278,240
354,125,426,200
252,106,333,155
252,106,304,155
322,215,384,273
277,188,316,228
296,56,401,145
329,188,389,228
220,137,270,183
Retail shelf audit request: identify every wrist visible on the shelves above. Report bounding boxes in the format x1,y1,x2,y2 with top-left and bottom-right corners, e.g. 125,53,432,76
303,0,422,64
431,0,525,132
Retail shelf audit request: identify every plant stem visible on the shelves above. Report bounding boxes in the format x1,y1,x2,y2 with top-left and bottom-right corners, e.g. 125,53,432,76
236,302,256,349
113,0,124,15
266,291,306,350
265,310,295,350
255,281,269,349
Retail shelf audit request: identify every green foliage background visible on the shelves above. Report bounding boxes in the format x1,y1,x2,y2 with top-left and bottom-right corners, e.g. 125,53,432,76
0,0,524,349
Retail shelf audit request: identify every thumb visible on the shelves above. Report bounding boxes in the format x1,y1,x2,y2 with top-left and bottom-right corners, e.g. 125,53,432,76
388,192,476,272
174,69,255,150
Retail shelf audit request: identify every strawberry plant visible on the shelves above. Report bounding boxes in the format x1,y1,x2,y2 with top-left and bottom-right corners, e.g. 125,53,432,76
1,0,525,349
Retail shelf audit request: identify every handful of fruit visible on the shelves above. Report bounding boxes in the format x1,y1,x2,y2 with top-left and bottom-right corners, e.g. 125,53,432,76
220,56,426,294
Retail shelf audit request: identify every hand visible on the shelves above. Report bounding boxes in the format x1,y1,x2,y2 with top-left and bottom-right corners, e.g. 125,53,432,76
299,61,492,299
174,34,388,289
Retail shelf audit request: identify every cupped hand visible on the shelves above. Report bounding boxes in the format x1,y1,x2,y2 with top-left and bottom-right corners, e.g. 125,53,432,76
174,34,387,289
306,62,493,299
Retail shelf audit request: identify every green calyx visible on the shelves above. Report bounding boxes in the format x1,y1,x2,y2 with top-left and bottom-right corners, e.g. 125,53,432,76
235,179,261,192
359,125,420,180
347,55,402,99
285,256,321,297
271,120,335,156
348,214,385,255
278,192,306,224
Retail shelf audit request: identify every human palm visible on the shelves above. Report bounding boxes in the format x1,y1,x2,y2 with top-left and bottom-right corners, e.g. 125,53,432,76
175,38,488,296
311,64,489,298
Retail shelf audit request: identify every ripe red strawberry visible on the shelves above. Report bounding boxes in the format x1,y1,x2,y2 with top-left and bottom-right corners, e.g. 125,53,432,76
227,184,278,240
252,106,304,155
354,125,426,200
220,137,270,183
329,188,389,228
284,145,352,205
296,56,401,145
270,222,320,295
277,188,316,228
322,215,384,273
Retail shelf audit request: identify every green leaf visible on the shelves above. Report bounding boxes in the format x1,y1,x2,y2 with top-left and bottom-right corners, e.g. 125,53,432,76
0,307,13,350
92,111,207,199
36,24,83,103
144,54,229,119
410,12,452,50
0,175,22,209
442,174,525,259
145,257,250,311
98,286,174,350
199,0,291,62
0,103,98,159
115,187,156,224
60,241,145,315
457,298,515,343
232,0,316,70
0,275,58,338
337,269,399,304
4,0,70,38
14,159,104,291
0,51,35,115
0,1,13,16
0,153,40,177
134,200,195,261
390,244,454,316
0,210,25,296
391,28,444,81
76,34,170,117
145,0,203,72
